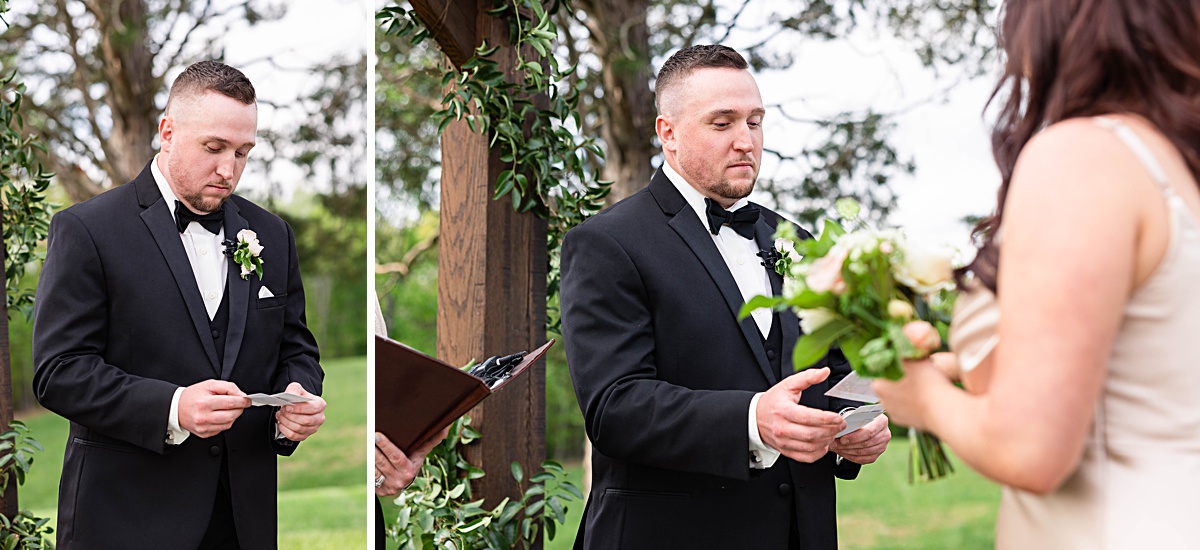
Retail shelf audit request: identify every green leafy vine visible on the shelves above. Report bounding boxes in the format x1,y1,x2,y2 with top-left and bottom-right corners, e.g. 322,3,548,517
1,54,56,321
387,416,582,550
377,0,612,332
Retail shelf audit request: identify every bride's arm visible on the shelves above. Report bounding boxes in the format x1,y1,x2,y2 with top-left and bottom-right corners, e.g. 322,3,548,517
875,119,1158,494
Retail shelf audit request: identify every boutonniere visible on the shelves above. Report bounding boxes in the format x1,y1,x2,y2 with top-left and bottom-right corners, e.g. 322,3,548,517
224,229,265,280
758,237,797,277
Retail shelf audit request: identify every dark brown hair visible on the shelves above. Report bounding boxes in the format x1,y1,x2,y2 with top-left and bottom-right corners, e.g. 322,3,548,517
166,60,256,113
968,0,1200,291
655,45,749,114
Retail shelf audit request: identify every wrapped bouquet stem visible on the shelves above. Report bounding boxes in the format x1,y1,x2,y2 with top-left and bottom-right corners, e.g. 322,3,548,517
742,199,959,482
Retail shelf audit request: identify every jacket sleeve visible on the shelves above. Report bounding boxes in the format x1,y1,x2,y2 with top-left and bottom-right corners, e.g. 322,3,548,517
32,211,178,454
561,223,756,481
270,221,323,456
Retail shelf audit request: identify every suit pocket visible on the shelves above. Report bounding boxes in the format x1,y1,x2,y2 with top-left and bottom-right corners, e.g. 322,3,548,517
72,437,136,453
603,488,690,500
256,294,287,309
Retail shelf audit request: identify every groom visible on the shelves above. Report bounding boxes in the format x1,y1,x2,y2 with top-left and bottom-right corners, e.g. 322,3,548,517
560,45,890,549
33,61,326,549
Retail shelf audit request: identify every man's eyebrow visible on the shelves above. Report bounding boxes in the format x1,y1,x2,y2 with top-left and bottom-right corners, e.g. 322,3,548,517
705,107,767,117
202,135,256,148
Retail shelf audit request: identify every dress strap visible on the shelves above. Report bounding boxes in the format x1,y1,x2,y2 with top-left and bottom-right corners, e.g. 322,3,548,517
1093,117,1173,194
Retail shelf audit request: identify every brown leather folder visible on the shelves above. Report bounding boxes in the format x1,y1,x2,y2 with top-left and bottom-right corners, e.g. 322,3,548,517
374,335,554,454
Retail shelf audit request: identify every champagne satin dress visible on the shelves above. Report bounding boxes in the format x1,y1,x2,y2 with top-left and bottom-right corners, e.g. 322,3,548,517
949,118,1200,548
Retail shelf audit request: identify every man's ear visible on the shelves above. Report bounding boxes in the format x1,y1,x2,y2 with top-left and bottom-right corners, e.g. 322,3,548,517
159,116,174,153
656,115,676,153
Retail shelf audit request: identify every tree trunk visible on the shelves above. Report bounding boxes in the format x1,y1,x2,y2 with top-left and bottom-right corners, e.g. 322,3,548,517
577,0,657,203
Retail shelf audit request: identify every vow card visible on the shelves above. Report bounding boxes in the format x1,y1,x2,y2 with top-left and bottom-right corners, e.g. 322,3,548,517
824,371,879,403
836,404,885,438
247,392,315,407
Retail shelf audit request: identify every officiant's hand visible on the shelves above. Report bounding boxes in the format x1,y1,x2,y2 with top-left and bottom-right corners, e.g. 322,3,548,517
757,367,847,463
829,414,891,464
179,380,251,438
275,382,326,442
375,428,448,497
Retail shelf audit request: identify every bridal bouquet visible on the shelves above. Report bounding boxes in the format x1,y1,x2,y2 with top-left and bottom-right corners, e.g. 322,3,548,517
742,199,958,482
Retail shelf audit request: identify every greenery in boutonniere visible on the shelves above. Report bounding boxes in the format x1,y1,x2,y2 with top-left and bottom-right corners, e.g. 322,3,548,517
228,229,264,281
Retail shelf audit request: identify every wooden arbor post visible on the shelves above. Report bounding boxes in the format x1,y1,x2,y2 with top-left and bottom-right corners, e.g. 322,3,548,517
0,226,17,517
409,0,547,511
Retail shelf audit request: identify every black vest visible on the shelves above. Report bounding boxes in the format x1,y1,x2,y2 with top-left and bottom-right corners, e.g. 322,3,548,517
210,280,231,366
762,311,785,381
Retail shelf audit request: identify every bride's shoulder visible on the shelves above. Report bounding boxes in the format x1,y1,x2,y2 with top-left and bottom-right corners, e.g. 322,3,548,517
1014,116,1153,190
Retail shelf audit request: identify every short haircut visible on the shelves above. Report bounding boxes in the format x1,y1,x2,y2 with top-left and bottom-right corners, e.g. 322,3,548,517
655,45,749,114
165,60,256,114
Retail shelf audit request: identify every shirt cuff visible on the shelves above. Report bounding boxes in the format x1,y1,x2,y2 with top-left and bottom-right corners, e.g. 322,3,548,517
166,387,190,445
748,392,781,469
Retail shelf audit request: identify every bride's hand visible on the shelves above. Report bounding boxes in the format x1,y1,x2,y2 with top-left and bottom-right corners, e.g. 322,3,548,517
871,358,953,432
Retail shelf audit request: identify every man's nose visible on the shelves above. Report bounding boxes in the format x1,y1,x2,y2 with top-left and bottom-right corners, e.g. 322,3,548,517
732,124,754,152
215,154,235,179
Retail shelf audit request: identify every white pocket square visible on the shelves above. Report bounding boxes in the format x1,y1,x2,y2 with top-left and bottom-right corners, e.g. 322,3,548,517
258,286,275,299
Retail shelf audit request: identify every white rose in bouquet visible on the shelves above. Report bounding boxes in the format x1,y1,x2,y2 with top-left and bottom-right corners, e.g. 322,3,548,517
893,240,955,294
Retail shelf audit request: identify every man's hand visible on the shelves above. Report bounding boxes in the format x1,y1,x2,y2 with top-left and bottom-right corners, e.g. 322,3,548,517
375,428,448,497
756,367,847,463
275,382,326,442
829,413,891,464
179,380,251,438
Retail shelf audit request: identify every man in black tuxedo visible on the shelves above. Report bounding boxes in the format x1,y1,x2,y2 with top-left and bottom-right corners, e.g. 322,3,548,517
32,61,326,550
560,45,891,549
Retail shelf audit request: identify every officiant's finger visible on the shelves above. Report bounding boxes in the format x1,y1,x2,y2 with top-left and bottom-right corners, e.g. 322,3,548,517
375,433,408,465
412,428,449,459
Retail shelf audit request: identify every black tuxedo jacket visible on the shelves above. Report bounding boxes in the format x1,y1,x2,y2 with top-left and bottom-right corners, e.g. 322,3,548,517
32,162,323,549
560,168,861,550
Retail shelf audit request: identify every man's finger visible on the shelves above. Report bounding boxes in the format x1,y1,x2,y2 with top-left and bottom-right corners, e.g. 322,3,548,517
780,367,830,396
206,395,251,411
201,379,246,396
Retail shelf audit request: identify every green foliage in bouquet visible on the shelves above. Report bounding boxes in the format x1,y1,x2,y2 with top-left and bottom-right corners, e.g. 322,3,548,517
741,201,959,482
388,416,583,550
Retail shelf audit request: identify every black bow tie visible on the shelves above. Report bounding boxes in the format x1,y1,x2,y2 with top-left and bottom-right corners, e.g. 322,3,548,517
175,201,224,234
704,198,759,240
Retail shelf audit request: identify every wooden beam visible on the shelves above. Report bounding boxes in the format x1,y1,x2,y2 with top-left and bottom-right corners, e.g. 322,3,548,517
0,227,18,517
408,0,479,69
435,0,548,523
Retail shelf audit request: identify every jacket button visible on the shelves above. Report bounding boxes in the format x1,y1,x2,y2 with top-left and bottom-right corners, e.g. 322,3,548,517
210,445,221,456
766,350,777,360
778,483,791,496
211,329,221,338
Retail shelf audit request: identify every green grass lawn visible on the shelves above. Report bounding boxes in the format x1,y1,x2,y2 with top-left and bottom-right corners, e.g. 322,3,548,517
16,355,367,548
541,441,1001,550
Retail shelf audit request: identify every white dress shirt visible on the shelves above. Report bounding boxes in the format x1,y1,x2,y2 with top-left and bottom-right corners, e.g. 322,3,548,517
152,155,228,446
661,162,782,469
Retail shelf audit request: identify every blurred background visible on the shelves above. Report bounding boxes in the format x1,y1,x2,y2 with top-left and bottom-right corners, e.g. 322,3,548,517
375,1,1005,548
2,0,369,547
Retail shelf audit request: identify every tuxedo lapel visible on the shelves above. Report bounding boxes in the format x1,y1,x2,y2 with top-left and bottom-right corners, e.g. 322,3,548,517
754,217,799,378
650,170,778,385
134,169,222,375
220,201,250,381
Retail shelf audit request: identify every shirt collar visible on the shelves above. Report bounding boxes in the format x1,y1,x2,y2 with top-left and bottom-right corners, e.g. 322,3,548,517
150,154,180,218
661,160,752,228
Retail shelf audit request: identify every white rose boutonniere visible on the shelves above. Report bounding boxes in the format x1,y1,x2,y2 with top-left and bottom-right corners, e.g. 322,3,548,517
227,229,265,280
